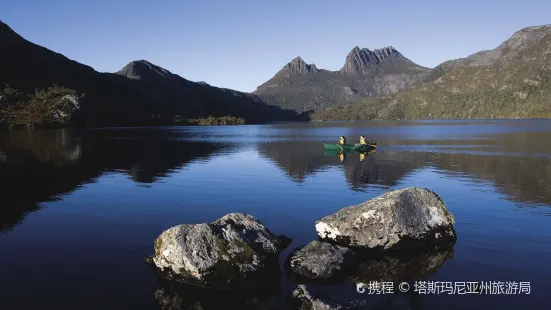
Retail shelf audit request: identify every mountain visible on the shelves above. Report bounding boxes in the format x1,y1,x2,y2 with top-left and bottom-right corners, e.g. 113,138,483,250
253,46,432,113
116,60,178,82
310,24,551,120
437,25,551,73
0,21,300,128
112,59,302,122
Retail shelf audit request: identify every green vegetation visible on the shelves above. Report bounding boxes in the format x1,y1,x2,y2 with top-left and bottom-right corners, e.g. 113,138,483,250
0,84,246,130
174,115,246,125
0,85,84,130
311,34,551,120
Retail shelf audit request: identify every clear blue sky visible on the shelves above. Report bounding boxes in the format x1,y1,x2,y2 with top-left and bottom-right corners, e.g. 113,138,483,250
2,0,550,92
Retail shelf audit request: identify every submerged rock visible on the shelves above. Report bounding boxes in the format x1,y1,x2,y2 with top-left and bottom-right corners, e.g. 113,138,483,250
315,187,456,250
151,213,290,290
290,285,368,310
286,240,356,283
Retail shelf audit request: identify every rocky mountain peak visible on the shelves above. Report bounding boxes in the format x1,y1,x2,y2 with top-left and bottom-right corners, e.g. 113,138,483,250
116,60,173,81
373,46,403,59
280,56,319,75
497,24,551,52
437,23,551,72
340,46,404,75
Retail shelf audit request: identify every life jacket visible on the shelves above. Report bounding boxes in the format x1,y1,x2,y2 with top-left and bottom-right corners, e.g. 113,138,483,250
359,137,366,145
339,138,346,145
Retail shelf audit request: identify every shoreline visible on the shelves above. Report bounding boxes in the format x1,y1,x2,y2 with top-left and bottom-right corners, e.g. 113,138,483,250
2,117,551,131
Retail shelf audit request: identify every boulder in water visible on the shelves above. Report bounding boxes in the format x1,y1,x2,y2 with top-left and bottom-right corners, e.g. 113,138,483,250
286,240,356,283
315,187,456,250
151,213,290,290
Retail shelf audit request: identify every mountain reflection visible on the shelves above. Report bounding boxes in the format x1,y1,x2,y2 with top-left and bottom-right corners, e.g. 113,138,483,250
257,142,424,189
0,129,225,232
2,128,550,233
427,152,551,206
258,140,551,207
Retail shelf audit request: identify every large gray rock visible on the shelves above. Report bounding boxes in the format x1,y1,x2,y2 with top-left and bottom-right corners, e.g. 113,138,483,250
151,213,290,290
287,241,356,282
315,187,456,250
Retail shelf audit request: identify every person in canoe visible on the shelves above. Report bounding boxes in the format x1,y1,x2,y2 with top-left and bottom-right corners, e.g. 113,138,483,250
338,136,347,151
359,135,368,145
338,136,347,145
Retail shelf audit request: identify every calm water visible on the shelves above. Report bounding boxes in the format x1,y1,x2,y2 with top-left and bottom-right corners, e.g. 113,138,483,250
1,120,550,309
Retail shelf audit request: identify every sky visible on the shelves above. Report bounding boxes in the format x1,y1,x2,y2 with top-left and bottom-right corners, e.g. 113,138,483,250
2,0,550,92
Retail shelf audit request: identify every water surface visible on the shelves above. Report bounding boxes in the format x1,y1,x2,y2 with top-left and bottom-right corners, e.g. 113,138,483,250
1,120,550,309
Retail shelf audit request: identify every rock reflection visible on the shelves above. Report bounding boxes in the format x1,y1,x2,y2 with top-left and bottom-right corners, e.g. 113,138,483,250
288,244,454,310
352,244,455,284
290,283,424,310
285,243,454,286
155,279,281,310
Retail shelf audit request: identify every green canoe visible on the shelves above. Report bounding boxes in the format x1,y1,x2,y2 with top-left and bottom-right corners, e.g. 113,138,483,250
323,143,377,152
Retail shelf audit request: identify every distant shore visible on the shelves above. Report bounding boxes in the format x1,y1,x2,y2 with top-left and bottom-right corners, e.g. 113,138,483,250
174,115,246,126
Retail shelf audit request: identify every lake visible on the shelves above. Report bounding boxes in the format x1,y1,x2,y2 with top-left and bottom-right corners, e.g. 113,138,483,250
0,120,550,309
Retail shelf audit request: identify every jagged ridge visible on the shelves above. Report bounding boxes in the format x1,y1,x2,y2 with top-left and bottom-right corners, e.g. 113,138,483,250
340,46,406,75
254,45,432,112
310,24,551,121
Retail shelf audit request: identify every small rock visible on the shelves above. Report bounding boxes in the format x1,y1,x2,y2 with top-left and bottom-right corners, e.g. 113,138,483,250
290,285,368,310
315,187,456,250
144,255,154,265
287,241,356,282
151,212,290,290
